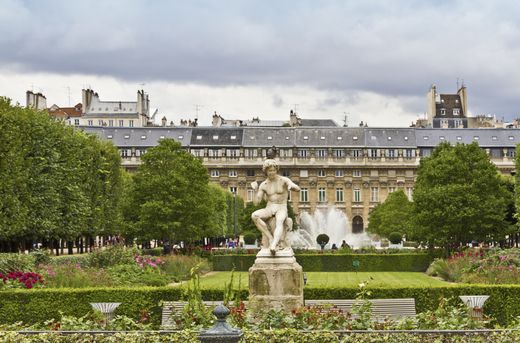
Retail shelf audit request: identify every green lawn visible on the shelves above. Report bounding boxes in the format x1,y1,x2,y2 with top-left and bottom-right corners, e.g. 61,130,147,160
193,272,451,289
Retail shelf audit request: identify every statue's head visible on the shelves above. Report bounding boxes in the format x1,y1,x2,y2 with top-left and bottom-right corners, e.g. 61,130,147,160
262,159,279,176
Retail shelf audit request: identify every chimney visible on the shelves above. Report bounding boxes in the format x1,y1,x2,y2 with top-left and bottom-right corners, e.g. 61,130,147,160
289,110,299,127
26,90,47,110
426,84,437,124
161,116,167,127
457,85,468,117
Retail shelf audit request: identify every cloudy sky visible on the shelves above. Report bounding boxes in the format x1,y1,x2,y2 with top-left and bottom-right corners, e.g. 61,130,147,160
1,0,519,126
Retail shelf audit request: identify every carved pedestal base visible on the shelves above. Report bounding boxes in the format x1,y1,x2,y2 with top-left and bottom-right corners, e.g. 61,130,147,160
248,248,303,313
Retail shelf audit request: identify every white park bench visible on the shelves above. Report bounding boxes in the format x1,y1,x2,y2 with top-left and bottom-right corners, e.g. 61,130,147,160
161,298,416,328
305,298,417,321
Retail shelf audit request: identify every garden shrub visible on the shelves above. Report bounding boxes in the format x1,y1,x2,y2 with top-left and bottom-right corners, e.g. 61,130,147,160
1,284,519,327
160,255,211,282
0,253,36,274
389,232,403,244
49,254,90,267
211,253,437,272
243,232,257,245
85,245,137,268
40,263,115,288
0,329,519,342
29,249,52,265
426,249,520,284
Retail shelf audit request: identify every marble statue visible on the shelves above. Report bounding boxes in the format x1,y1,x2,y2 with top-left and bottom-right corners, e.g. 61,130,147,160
251,159,300,255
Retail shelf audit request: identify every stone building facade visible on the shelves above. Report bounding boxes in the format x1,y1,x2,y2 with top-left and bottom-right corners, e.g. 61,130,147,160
84,126,518,232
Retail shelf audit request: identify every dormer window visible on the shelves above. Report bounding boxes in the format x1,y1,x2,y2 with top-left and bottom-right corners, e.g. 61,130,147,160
352,136,358,141
267,136,273,140
303,136,308,140
337,136,343,140
178,135,184,139
141,135,146,140
387,137,392,141
320,136,325,140
453,108,460,116
440,108,446,115
196,135,202,140
213,135,218,140
230,135,236,140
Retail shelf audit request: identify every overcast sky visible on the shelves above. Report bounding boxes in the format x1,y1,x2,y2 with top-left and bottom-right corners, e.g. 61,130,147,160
1,0,519,126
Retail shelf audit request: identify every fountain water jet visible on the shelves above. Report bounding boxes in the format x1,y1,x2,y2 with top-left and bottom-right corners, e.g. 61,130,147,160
288,207,374,249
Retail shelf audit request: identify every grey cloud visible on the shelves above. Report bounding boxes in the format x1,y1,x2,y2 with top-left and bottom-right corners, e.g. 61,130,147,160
272,94,284,108
1,0,520,120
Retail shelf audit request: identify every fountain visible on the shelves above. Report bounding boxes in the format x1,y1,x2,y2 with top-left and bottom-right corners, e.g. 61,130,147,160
288,207,375,249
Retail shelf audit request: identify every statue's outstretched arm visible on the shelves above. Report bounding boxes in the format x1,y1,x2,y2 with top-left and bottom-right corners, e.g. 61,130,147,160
285,177,301,192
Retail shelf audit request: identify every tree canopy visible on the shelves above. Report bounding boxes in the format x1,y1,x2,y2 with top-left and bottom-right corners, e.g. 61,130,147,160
412,142,510,250
128,139,225,245
0,97,124,252
367,190,413,239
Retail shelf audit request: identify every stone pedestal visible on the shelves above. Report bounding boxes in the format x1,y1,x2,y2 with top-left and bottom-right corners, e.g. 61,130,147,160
248,247,304,313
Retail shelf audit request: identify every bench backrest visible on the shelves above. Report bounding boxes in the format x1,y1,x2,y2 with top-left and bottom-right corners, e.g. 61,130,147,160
305,298,416,320
161,298,416,328
161,301,222,329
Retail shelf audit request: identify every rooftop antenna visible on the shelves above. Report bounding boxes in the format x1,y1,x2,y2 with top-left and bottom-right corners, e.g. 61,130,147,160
456,77,459,90
30,83,35,92
194,104,204,120
65,86,71,106
139,83,146,91
293,104,299,113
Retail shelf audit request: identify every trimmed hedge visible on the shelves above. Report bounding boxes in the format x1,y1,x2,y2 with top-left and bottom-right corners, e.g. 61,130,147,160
1,330,520,342
211,253,437,272
1,284,519,327
305,285,520,326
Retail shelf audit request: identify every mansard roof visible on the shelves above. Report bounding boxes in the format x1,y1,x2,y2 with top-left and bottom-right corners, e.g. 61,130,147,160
416,128,519,148
189,128,243,146
82,127,192,147
81,126,520,149
365,128,416,147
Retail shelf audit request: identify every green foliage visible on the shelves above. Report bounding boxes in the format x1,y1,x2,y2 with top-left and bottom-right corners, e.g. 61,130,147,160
368,190,413,239
0,98,124,248
427,248,520,284
388,232,403,244
413,142,510,249
243,232,257,245
0,253,36,274
415,297,486,330
171,264,214,329
212,253,438,272
304,284,520,326
159,255,211,282
29,249,52,265
39,263,115,288
1,284,520,328
85,245,137,268
127,139,217,244
316,234,330,247
0,331,518,343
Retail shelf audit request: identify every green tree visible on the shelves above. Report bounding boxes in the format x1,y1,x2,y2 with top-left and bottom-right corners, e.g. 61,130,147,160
413,142,510,252
130,139,214,246
367,190,413,239
0,98,124,252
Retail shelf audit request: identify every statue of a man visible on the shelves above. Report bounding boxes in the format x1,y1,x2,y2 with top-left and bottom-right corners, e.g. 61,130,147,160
251,159,300,255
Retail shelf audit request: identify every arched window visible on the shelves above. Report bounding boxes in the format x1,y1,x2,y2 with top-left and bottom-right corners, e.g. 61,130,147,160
352,216,364,234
